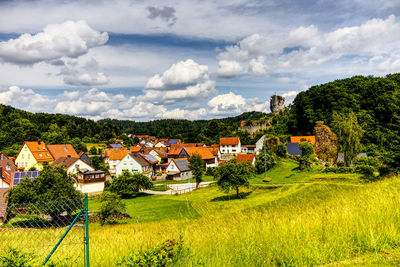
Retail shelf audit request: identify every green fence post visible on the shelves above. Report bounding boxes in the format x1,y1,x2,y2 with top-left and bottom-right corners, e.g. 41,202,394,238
85,193,90,267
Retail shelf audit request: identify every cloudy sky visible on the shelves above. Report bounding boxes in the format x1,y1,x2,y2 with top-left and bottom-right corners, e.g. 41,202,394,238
0,0,400,121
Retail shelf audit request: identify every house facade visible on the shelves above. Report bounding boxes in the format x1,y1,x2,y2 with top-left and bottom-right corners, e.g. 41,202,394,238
179,147,218,168
115,153,153,177
219,137,241,154
166,159,192,181
15,141,54,170
104,148,130,176
241,145,256,153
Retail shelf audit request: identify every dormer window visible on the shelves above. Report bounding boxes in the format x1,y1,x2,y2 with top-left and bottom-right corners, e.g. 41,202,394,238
39,153,43,157
43,147,45,150
24,147,27,151
6,165,10,171
46,153,49,157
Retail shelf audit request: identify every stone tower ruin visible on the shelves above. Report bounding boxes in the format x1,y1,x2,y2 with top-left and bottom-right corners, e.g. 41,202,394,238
270,95,285,114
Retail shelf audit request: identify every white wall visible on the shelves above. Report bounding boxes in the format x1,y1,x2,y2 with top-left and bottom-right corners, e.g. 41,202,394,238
67,159,94,175
220,141,241,154
75,182,104,194
255,136,265,155
0,179,10,189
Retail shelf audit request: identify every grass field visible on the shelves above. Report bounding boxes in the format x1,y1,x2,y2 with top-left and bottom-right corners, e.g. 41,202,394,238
3,159,400,266
85,143,107,152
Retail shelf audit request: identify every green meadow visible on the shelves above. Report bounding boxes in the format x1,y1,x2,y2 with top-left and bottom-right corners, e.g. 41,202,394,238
85,160,400,266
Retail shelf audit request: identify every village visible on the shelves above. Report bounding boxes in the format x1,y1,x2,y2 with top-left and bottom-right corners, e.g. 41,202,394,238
0,133,318,195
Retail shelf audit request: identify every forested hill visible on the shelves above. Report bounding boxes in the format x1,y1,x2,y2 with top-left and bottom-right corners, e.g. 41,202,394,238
291,73,400,153
100,111,266,141
0,104,119,155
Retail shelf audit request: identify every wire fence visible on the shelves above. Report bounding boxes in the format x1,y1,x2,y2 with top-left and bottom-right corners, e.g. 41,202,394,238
0,196,88,266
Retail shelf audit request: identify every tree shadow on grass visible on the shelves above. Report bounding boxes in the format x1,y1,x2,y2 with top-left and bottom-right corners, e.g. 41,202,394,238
210,191,252,202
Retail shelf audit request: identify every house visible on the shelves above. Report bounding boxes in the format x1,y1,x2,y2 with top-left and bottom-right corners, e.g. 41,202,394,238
168,143,205,160
115,153,153,177
241,145,256,153
144,147,168,163
236,154,256,166
219,137,241,154
290,136,316,145
15,141,54,171
166,159,192,181
255,135,265,155
79,151,90,164
179,147,218,168
51,156,106,194
130,146,144,154
209,145,221,164
286,143,302,156
0,159,17,188
47,144,79,160
0,188,8,224
103,148,130,176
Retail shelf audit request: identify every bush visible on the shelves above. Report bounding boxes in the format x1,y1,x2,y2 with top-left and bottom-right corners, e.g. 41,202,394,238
107,170,153,198
354,156,381,168
263,177,272,182
324,167,353,173
276,144,287,158
117,236,185,267
98,192,127,226
354,165,375,180
337,161,345,167
206,167,216,177
0,247,39,267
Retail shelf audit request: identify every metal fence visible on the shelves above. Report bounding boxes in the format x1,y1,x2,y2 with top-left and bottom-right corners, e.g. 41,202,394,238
0,194,89,266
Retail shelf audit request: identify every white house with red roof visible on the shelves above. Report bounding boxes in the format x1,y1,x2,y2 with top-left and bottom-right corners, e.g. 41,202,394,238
219,137,241,154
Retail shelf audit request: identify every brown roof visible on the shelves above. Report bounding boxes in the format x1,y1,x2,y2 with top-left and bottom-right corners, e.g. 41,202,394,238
208,146,220,156
131,154,150,167
47,144,79,160
236,154,255,163
183,147,215,160
144,147,168,159
220,137,240,145
51,157,80,168
242,145,256,148
24,141,54,162
168,143,204,156
104,148,130,160
0,188,8,219
0,159,17,173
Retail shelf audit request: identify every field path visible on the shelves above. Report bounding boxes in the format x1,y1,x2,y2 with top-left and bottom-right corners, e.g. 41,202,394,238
143,181,214,195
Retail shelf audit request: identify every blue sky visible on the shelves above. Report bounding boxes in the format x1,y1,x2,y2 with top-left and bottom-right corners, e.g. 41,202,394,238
0,0,400,121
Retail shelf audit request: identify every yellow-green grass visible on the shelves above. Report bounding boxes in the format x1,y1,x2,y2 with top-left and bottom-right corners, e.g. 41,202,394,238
3,174,400,266
85,143,107,151
252,158,362,184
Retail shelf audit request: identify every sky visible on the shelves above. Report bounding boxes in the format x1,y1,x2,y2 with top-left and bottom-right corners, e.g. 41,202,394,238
0,0,400,121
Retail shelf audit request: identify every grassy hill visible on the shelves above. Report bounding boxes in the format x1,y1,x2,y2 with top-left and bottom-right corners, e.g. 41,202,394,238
85,161,400,266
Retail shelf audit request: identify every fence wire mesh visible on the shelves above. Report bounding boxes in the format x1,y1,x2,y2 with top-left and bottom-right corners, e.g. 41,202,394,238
0,197,86,266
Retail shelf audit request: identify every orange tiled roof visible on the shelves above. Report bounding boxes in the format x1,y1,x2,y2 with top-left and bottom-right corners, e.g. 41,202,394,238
168,144,195,156
290,136,316,144
220,137,240,145
130,146,142,153
184,147,214,160
24,141,54,162
208,146,220,156
236,154,255,163
104,148,129,160
242,145,256,148
47,144,79,160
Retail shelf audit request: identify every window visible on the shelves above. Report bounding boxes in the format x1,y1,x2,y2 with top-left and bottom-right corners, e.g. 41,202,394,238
232,150,236,153
24,147,27,151
46,153,49,157
28,154,30,159
25,162,28,167
21,154,24,159
39,153,43,157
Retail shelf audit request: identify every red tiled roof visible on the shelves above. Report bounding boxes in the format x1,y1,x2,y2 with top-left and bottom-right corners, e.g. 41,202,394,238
242,145,256,148
290,136,316,144
220,137,240,145
236,154,255,163
47,144,79,160
184,147,214,160
24,141,54,162
104,148,130,160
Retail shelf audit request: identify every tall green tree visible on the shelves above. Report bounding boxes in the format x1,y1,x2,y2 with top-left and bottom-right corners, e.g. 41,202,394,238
298,141,317,170
332,111,365,166
216,161,256,198
188,154,205,188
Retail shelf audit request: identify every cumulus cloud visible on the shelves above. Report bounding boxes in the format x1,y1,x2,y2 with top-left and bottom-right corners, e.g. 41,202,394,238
216,60,242,78
0,20,108,65
208,92,268,116
218,15,400,75
64,72,109,86
143,59,216,104
0,86,54,112
147,6,177,27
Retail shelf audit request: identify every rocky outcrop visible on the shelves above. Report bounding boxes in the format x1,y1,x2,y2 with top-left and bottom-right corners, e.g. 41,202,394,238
270,95,285,114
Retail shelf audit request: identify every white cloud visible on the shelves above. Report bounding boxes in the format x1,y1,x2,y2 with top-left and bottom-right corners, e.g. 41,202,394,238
208,92,268,116
0,86,54,112
0,20,108,65
143,59,216,104
216,60,242,78
64,72,109,86
218,15,400,75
